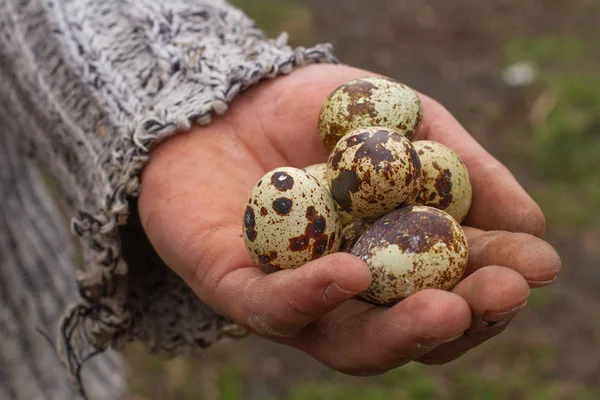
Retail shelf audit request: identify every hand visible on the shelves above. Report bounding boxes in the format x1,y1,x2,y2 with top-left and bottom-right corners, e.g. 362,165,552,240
138,64,561,373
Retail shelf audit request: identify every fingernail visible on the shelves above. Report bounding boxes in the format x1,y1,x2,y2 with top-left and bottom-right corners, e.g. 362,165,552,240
324,281,357,302
482,301,528,323
526,275,559,288
467,317,512,337
421,333,464,347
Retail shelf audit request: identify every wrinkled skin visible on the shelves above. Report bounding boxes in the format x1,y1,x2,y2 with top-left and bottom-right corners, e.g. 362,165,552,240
138,64,561,375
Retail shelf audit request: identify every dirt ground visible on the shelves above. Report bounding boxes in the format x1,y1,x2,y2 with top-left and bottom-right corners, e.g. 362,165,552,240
125,1,600,398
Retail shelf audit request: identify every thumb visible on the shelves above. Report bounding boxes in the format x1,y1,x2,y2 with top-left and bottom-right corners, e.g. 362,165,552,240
206,251,373,338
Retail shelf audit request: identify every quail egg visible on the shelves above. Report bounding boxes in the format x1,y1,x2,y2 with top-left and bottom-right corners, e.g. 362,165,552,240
303,163,354,226
351,206,468,306
243,167,343,272
413,141,473,223
319,76,423,152
339,218,374,253
302,163,329,185
327,127,422,219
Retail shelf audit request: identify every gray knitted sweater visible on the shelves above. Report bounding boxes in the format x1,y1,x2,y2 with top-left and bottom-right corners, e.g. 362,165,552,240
0,0,336,398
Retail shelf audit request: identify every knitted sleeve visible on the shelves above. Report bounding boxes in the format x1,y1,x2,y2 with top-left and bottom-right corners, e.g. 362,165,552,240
0,0,336,390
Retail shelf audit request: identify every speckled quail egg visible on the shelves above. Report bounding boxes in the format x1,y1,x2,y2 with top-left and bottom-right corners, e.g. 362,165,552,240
302,163,329,185
243,167,343,272
413,141,473,223
319,76,423,152
351,206,468,306
326,127,422,219
303,163,354,226
339,218,374,253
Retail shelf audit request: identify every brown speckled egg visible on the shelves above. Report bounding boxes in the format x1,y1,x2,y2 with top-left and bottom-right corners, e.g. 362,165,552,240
243,167,343,272
413,141,473,223
319,76,423,152
339,218,374,253
326,127,422,219
351,206,468,306
303,163,354,226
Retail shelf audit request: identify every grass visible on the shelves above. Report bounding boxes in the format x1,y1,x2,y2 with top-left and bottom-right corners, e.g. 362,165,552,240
502,34,600,231
217,364,244,400
124,338,600,400
230,0,316,46
287,341,600,400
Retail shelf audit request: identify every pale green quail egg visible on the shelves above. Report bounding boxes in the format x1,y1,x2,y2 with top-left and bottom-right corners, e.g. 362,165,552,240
326,127,422,219
243,167,343,272
352,206,468,306
413,141,472,223
319,76,423,152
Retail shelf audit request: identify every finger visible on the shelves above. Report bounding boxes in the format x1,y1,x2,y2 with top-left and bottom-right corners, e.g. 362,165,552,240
463,227,562,287
417,316,516,366
293,289,472,375
205,251,373,338
415,96,546,237
416,265,529,365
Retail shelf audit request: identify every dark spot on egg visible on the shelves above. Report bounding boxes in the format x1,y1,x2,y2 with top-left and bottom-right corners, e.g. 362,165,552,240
258,251,281,274
244,206,256,229
271,171,294,191
244,206,258,242
347,101,378,120
288,206,330,260
345,131,371,147
397,121,408,133
330,170,360,211
432,163,453,209
246,230,257,242
341,79,378,98
353,130,396,168
329,148,344,170
409,146,422,175
313,239,328,258
260,207,268,216
272,197,293,215
340,80,380,121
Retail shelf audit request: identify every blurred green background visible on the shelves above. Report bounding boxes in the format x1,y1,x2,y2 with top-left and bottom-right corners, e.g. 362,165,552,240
124,1,600,399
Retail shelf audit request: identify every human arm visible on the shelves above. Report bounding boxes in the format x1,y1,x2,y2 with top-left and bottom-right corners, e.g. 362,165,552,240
0,0,335,388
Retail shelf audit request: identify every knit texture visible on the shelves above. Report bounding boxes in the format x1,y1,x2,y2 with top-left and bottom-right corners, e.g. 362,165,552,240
0,124,124,399
0,0,337,397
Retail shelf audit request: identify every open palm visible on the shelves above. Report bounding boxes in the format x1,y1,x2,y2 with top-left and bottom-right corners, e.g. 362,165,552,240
138,64,560,373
